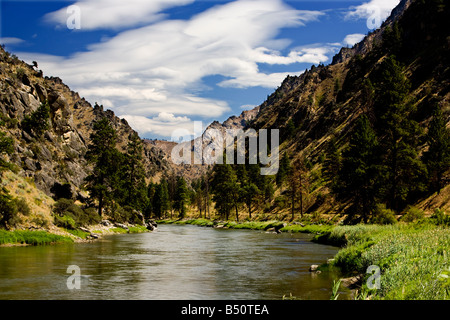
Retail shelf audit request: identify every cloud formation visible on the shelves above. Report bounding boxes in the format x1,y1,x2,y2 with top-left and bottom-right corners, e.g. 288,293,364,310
17,0,329,138
44,0,195,30
343,33,366,46
346,0,400,28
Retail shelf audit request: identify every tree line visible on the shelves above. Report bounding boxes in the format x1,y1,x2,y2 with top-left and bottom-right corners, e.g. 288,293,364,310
324,54,449,223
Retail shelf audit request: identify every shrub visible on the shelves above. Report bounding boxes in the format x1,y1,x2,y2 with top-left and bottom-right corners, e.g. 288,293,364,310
401,206,424,222
13,197,31,216
0,192,19,229
54,214,77,230
21,101,50,136
274,195,288,209
31,212,50,228
53,198,74,216
430,208,450,226
370,204,397,225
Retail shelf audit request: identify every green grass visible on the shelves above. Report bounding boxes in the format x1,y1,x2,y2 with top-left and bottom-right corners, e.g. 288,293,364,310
64,228,90,239
158,218,334,234
320,222,450,300
0,230,73,246
127,225,149,233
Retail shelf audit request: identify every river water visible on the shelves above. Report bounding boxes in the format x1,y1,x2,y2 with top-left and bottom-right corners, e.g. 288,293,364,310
0,224,346,300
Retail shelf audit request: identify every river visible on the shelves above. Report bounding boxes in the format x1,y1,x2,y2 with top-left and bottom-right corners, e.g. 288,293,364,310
0,224,347,300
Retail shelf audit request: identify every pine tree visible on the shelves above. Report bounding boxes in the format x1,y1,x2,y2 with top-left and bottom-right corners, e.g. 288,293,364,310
372,55,426,211
174,176,189,218
276,152,291,188
211,161,239,221
323,137,342,190
84,117,120,217
336,115,379,222
122,132,148,211
287,158,308,220
423,106,450,193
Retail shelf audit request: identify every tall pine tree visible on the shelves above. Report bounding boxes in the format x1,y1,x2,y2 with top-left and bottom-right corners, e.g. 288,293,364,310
372,55,426,211
336,115,379,222
423,105,450,194
85,117,120,217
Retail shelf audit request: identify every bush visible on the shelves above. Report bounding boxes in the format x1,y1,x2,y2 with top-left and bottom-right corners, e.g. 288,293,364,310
370,204,397,225
430,208,450,226
0,192,19,229
53,198,74,216
274,195,288,209
21,101,50,136
54,214,77,230
52,198,101,228
13,197,31,216
401,206,424,222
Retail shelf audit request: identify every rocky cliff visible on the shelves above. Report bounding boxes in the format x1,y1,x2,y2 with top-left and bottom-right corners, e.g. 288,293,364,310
0,47,170,201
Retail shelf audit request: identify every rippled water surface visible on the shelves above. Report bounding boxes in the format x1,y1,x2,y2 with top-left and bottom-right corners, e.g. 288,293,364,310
0,224,345,300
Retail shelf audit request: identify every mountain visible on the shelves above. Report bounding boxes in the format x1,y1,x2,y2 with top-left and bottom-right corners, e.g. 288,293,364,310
0,47,172,228
244,0,449,215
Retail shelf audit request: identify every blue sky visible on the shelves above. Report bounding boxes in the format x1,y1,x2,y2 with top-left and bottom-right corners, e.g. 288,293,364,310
0,0,399,140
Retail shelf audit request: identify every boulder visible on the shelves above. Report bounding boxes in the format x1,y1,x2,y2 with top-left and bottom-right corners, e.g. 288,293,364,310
114,222,129,230
309,264,320,272
101,220,113,227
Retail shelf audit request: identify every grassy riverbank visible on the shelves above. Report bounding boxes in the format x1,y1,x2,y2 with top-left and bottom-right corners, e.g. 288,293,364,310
159,216,450,300
318,223,450,299
0,229,73,246
156,218,333,234
0,224,149,246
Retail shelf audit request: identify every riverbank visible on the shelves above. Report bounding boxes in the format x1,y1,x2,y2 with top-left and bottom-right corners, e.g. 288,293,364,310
158,216,450,300
0,223,149,247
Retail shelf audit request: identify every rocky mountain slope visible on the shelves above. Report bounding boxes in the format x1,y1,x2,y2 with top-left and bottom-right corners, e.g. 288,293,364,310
0,47,170,202
245,0,449,214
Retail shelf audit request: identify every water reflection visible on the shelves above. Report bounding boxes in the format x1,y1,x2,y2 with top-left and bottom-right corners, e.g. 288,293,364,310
0,225,348,300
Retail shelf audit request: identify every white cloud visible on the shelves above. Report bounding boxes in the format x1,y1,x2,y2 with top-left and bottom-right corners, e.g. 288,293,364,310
345,0,400,26
121,113,195,138
343,33,366,46
44,0,195,30
0,37,25,45
20,0,326,138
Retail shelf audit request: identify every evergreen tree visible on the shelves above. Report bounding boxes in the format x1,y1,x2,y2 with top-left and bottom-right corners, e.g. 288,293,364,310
372,55,426,211
323,137,342,189
84,117,119,217
122,132,148,211
276,152,291,188
242,182,260,220
174,176,189,218
287,158,308,220
336,115,379,222
22,101,50,137
211,161,239,221
423,106,450,193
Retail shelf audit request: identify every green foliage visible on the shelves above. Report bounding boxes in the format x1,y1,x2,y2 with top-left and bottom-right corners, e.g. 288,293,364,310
53,198,101,228
84,117,120,216
371,55,426,211
21,101,51,137
335,115,379,223
430,208,450,226
13,197,31,216
400,206,424,222
370,204,397,225
0,229,73,245
174,176,189,218
121,132,148,212
276,152,291,187
0,191,19,229
422,105,450,193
